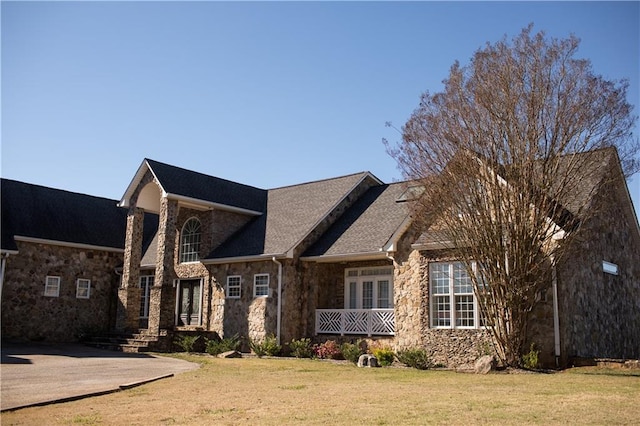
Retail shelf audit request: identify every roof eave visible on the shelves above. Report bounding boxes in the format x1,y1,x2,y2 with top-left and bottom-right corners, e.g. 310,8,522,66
300,250,389,263
202,253,286,265
13,235,125,253
167,193,263,216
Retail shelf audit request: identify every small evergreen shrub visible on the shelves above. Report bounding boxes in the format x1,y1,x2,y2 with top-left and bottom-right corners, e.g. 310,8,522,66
396,348,432,370
288,338,314,358
174,334,200,353
250,334,281,357
206,334,241,356
341,340,366,364
522,343,540,370
372,347,395,366
314,340,342,359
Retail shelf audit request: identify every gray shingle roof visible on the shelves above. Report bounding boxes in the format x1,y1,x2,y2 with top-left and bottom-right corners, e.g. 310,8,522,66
206,172,373,259
303,182,410,257
1,179,158,253
146,159,267,213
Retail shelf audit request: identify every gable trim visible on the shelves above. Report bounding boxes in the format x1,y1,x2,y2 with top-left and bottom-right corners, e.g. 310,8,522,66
14,236,125,253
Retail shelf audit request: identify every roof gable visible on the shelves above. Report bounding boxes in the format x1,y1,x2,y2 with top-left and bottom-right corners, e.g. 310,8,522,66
302,182,410,259
120,159,267,214
206,172,379,260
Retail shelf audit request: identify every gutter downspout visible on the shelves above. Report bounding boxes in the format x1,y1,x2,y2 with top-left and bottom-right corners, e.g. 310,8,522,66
272,257,283,346
551,254,561,367
0,253,8,303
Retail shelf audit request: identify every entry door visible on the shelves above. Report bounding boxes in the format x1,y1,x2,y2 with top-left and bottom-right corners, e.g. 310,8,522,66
178,279,201,326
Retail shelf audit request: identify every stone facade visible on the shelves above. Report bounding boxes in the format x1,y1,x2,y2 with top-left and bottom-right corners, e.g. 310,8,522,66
2,241,122,341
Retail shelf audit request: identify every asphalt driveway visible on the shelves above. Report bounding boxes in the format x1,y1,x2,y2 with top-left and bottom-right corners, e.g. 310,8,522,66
1,342,199,411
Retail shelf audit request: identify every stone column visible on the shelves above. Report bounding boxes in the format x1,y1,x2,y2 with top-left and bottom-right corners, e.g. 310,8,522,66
148,197,178,333
115,207,144,332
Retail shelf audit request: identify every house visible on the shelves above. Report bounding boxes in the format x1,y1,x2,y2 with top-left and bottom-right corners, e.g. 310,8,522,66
2,151,639,367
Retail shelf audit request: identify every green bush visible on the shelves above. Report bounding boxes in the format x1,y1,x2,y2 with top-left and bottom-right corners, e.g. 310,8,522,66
288,338,314,358
372,347,395,366
522,343,540,370
174,334,200,353
206,334,241,356
341,340,366,364
396,348,432,370
250,334,281,357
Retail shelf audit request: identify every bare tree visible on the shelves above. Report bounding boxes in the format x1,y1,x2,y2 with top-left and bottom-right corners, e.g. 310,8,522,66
386,25,638,367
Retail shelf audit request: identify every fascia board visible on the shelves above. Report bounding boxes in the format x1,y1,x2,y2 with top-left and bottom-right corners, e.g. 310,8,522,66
202,253,286,265
14,235,124,253
167,193,263,216
300,251,388,263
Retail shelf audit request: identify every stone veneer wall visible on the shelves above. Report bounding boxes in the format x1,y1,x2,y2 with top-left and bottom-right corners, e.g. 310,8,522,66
209,260,279,343
2,241,122,342
555,171,640,364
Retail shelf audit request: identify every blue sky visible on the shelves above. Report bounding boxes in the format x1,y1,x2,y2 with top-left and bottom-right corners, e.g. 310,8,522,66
2,1,639,213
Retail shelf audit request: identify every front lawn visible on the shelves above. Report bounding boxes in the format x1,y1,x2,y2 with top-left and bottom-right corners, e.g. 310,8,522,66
2,355,639,425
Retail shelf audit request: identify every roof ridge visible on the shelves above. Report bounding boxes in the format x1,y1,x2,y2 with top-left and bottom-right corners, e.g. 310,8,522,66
267,171,374,191
144,158,266,192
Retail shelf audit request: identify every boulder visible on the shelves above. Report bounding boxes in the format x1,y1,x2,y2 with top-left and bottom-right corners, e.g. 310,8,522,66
474,355,495,374
357,354,379,368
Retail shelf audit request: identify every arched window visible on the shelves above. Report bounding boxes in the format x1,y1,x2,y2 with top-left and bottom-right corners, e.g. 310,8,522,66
180,218,201,263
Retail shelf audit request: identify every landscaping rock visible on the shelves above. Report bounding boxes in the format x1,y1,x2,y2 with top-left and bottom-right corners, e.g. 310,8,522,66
218,350,242,359
357,354,379,368
474,355,495,374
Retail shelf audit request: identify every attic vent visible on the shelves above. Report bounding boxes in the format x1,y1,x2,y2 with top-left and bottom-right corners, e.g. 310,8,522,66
603,261,619,276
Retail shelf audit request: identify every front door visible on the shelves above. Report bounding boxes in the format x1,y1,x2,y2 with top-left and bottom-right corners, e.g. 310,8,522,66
178,279,201,326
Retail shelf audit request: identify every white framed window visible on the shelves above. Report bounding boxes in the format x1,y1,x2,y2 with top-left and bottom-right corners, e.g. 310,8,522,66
344,267,394,309
253,274,269,297
180,217,201,263
44,276,60,297
76,279,91,299
139,275,154,318
226,275,241,299
430,261,483,329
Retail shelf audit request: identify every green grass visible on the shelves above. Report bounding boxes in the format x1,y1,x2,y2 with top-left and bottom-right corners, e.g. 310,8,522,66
3,355,639,425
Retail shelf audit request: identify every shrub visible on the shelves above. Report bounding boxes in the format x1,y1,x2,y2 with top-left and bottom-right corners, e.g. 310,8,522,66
341,340,366,364
288,338,314,358
174,334,200,353
522,343,540,370
314,340,342,359
372,347,395,366
396,348,432,370
250,335,281,357
206,334,241,356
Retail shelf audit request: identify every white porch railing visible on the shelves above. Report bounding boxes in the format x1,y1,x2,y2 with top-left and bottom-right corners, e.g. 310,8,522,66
315,309,395,336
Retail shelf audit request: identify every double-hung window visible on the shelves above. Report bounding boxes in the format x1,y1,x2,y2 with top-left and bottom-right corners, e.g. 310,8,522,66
44,276,60,297
227,275,241,299
344,267,394,309
76,279,91,299
430,261,481,328
253,274,269,297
